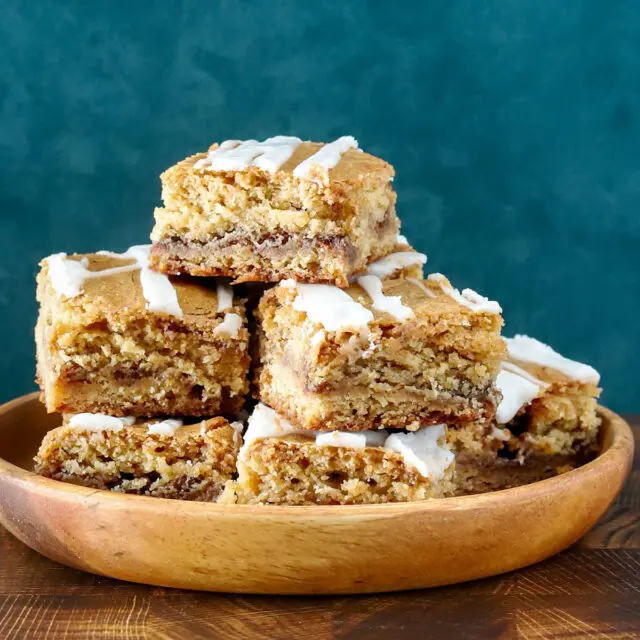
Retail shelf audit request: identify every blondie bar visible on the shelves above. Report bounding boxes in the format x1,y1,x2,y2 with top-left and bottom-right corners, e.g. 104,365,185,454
456,336,602,494
223,403,455,505
35,414,241,500
254,273,505,431
36,246,249,416
497,335,601,457
150,136,399,286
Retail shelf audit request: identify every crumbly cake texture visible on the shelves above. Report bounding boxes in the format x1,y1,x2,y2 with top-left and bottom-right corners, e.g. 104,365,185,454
221,404,456,505
34,416,241,500
497,339,602,458
150,138,399,287
254,275,505,432
36,251,250,417
226,436,455,505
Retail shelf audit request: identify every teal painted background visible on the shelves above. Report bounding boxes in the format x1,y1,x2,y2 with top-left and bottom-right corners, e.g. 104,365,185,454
1,2,638,411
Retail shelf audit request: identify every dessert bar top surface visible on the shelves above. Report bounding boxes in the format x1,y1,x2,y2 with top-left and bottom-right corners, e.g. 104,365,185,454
264,274,505,350
38,251,244,328
165,137,394,188
504,335,601,394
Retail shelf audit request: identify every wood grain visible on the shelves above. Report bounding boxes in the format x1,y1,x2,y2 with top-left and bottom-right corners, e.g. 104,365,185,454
0,414,637,638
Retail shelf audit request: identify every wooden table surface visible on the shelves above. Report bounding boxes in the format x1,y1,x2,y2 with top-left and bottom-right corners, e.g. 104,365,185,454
1,417,638,640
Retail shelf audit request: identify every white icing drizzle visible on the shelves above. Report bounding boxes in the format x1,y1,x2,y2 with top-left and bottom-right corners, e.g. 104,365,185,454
310,330,326,348
396,234,409,246
506,335,600,384
292,136,358,178
239,404,304,459
126,245,183,318
193,135,359,178
364,251,427,279
384,425,454,481
357,275,414,321
45,246,183,318
315,432,368,449
147,419,183,435
47,254,90,298
213,281,240,336
68,414,136,432
427,273,502,314
230,421,244,433
501,361,550,388
194,136,303,172
216,282,234,312
407,278,438,299
241,404,451,479
213,312,243,337
495,368,545,424
491,426,511,442
282,279,373,333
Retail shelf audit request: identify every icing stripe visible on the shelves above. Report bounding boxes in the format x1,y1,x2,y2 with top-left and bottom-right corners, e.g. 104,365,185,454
45,245,183,318
407,277,438,298
364,251,427,279
506,335,600,384
495,368,543,424
357,275,413,321
495,362,548,424
194,136,302,172
281,279,373,333
125,246,183,318
216,282,234,312
68,414,135,432
427,273,501,314
193,135,359,177
293,136,358,177
501,361,549,388
213,312,243,337
147,419,184,435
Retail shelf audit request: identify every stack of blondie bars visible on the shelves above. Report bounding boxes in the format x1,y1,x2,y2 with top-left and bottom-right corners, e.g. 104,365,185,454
34,136,602,504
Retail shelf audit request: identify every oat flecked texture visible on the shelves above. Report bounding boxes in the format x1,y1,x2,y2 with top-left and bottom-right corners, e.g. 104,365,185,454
35,417,241,501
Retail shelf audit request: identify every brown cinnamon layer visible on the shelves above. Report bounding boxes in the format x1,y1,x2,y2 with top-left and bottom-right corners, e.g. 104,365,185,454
151,232,359,285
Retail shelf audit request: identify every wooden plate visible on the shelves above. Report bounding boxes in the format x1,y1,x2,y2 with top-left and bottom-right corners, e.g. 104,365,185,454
0,393,633,595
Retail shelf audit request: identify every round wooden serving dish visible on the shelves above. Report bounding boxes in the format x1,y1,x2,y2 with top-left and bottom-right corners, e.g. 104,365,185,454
0,392,633,595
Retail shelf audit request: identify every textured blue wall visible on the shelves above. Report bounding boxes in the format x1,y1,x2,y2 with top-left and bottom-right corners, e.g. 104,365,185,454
1,1,638,410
